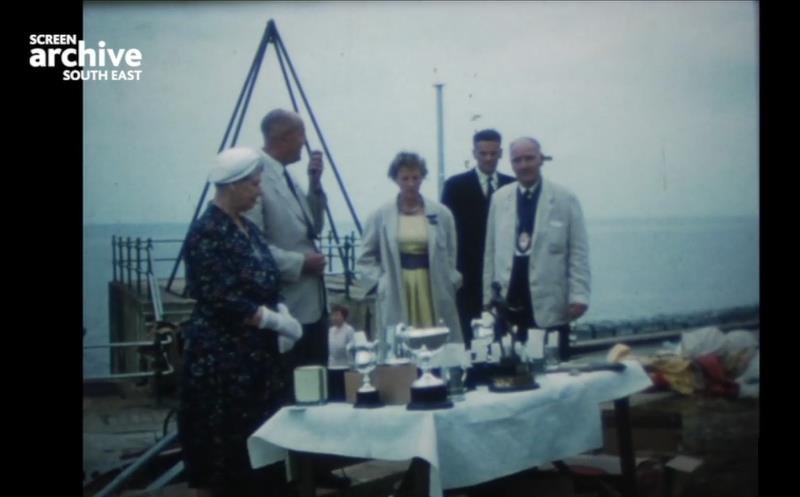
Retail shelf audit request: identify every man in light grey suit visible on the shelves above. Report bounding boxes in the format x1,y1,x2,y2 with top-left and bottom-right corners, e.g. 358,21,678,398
483,137,590,360
245,109,329,367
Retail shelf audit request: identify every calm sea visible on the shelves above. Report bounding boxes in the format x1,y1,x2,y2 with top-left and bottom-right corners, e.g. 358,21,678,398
83,216,759,376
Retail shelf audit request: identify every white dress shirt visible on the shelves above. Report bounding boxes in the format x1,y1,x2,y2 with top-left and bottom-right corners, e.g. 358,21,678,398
475,168,500,197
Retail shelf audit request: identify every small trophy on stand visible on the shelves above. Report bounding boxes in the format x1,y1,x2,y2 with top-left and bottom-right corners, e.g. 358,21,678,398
466,312,495,387
441,344,471,401
398,324,453,410
381,323,411,365
486,283,539,392
349,335,384,408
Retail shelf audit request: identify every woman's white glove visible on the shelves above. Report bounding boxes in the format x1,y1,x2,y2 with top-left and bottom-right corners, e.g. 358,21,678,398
258,304,303,340
277,303,302,353
278,335,296,354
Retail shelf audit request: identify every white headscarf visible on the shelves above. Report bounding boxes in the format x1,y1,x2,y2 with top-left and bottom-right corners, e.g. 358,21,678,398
208,147,262,184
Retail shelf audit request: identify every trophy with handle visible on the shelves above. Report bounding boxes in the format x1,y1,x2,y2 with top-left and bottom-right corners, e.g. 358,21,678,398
398,323,453,410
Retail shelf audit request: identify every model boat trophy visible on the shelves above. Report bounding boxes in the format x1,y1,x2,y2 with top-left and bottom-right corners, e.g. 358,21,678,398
483,282,539,392
348,335,384,408
398,323,454,410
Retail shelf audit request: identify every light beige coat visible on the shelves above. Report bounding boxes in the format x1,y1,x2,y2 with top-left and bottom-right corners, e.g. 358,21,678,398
244,150,328,324
357,197,463,343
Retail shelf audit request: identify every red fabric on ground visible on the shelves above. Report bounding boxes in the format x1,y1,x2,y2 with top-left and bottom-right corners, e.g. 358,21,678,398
695,354,739,398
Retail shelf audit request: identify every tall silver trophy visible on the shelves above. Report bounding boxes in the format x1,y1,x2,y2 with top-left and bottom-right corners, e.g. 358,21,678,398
398,324,453,409
348,335,383,408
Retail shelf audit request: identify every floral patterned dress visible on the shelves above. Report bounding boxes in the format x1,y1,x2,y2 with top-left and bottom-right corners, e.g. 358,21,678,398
177,203,290,493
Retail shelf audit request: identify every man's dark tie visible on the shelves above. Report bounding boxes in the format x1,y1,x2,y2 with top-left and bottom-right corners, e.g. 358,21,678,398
283,168,317,242
487,176,495,197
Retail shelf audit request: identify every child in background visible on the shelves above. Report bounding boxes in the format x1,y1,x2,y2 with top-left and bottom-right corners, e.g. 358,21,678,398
327,304,355,402
328,304,355,369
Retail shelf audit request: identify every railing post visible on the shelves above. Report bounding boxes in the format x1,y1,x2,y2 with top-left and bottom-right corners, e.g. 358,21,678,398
117,237,124,283
153,331,164,406
343,234,351,299
112,235,117,282
135,238,142,295
126,237,133,286
146,238,154,299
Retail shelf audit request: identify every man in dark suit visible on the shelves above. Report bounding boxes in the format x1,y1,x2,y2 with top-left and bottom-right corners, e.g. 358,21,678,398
441,129,515,345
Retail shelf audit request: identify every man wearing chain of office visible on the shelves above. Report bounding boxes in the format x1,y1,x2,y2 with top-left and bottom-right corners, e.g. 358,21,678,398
483,137,590,360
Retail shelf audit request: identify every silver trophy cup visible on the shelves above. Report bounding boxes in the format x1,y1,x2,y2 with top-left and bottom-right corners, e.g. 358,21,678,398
398,325,450,388
349,338,378,394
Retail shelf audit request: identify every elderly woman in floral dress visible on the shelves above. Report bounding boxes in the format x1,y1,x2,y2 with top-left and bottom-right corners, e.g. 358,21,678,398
177,147,303,497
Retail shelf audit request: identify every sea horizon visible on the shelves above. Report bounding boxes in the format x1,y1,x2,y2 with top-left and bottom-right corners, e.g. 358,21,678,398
83,215,759,376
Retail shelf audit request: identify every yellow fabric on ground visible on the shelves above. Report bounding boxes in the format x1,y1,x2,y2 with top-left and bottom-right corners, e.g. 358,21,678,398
398,214,435,328
649,355,697,395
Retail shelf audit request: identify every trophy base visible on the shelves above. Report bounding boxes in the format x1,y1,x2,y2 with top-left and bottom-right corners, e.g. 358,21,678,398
354,389,384,408
488,374,539,393
407,384,453,410
465,362,492,388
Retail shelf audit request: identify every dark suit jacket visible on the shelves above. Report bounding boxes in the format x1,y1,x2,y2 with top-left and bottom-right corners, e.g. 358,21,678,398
441,168,515,335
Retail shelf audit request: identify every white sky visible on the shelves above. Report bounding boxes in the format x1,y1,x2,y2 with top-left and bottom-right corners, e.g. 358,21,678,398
83,1,759,227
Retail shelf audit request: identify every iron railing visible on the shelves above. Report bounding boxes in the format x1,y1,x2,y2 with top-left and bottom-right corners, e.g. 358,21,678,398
112,236,184,297
319,230,361,297
113,230,362,299
87,236,182,385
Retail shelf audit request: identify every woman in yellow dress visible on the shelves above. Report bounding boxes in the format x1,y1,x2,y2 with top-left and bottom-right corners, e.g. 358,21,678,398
357,151,463,343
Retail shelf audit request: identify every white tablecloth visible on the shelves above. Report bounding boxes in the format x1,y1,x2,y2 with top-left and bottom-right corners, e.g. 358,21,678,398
247,360,652,497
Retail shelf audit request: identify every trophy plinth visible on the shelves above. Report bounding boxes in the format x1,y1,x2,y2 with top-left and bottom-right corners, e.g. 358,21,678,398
488,357,539,392
487,336,539,392
399,325,454,410
407,384,452,410
355,389,382,408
